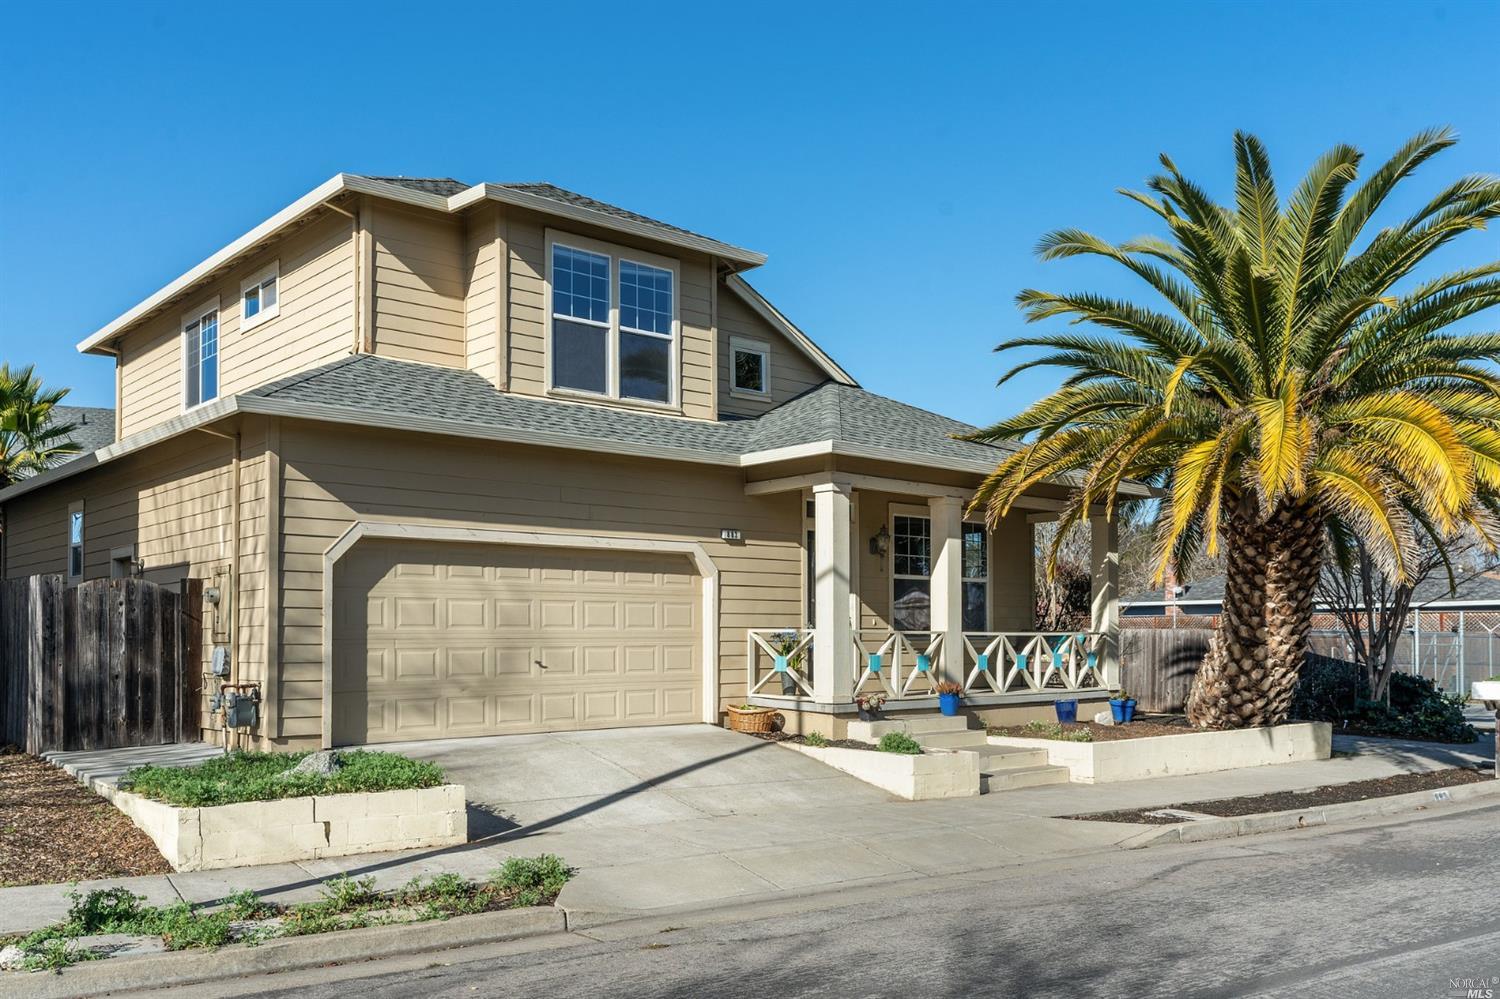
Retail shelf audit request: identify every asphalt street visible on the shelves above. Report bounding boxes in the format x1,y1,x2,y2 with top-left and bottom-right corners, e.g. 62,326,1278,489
137,804,1500,999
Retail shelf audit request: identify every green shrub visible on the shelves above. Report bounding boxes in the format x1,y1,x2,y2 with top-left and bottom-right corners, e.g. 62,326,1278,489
876,732,922,754
491,854,573,907
803,731,828,748
121,750,445,807
1293,658,1478,743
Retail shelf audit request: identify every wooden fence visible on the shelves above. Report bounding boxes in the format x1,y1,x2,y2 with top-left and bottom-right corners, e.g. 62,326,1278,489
1,575,201,754
1120,627,1211,713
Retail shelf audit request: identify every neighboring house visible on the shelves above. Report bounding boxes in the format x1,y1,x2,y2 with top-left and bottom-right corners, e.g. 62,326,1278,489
1123,571,1500,620
0,175,1140,749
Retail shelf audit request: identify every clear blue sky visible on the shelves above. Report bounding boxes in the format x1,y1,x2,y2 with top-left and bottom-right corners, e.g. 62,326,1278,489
2,0,1497,426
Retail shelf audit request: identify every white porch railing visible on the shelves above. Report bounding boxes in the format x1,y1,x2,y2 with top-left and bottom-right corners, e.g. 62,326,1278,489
961,631,1107,695
747,628,815,697
852,629,945,699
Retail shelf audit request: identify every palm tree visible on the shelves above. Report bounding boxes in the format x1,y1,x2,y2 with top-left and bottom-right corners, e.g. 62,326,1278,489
0,363,81,489
966,129,1500,729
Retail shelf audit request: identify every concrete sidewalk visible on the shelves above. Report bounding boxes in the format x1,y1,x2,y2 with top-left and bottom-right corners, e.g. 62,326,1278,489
3,730,1492,936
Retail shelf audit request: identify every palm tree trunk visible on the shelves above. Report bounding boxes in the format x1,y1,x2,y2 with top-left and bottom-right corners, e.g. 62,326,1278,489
1187,499,1324,729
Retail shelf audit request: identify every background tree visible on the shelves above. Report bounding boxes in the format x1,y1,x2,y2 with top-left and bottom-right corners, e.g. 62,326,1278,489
967,129,1500,730
1032,521,1092,629
0,364,80,489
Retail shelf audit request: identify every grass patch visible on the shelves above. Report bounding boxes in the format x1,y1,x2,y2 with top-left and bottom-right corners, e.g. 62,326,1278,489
119,750,445,807
3,857,572,973
877,732,922,754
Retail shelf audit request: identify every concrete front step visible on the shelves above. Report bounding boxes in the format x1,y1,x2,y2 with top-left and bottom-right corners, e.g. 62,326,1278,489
979,764,1072,792
912,730,999,750
964,744,1052,770
847,714,972,740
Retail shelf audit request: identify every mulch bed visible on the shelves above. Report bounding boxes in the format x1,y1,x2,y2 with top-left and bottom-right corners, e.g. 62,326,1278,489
752,732,877,751
0,746,170,887
1069,767,1491,825
991,714,1198,742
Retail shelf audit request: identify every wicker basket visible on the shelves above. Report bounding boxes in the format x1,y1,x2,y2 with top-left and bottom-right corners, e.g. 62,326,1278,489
726,705,780,734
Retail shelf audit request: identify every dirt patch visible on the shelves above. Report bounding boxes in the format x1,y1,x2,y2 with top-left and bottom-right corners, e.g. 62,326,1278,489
990,714,1198,742
752,732,877,751
0,747,170,887
1069,767,1491,824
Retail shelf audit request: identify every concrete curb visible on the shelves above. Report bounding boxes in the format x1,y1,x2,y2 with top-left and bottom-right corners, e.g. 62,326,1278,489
3,906,566,999
1119,775,1500,849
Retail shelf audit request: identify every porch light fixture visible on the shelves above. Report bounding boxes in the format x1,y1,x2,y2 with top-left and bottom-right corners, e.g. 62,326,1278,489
869,524,890,557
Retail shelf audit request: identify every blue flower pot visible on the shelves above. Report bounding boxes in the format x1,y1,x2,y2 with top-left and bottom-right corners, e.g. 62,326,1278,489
1123,699,1137,723
1055,699,1078,723
1109,699,1127,723
939,692,961,716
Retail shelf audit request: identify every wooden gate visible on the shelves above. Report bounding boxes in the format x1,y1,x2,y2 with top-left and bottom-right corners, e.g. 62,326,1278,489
0,575,202,753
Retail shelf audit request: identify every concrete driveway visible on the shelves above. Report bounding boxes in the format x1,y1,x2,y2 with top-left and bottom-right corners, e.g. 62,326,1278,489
387,724,893,840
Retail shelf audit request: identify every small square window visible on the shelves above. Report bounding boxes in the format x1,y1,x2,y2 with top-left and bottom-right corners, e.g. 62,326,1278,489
730,338,769,396
241,263,279,329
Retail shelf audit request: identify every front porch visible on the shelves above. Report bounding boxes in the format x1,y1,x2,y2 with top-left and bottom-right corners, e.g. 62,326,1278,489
737,469,1120,733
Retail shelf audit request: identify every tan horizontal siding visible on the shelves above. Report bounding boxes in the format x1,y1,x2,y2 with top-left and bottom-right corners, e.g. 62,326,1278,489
464,204,500,385
274,421,804,746
369,202,465,367
717,282,830,417
115,212,356,438
502,208,717,421
1,417,272,744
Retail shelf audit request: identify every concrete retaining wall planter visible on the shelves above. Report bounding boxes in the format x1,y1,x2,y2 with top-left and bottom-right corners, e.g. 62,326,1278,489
98,782,467,871
987,722,1332,783
777,742,980,799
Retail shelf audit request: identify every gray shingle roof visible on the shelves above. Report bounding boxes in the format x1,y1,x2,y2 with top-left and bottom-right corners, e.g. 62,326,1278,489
496,183,716,244
52,406,115,459
365,176,472,197
244,354,1012,469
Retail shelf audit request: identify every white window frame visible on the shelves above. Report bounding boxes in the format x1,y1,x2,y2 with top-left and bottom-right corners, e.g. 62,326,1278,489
67,501,85,583
961,521,990,632
181,296,221,412
544,229,680,410
729,335,770,399
240,260,280,330
888,506,991,633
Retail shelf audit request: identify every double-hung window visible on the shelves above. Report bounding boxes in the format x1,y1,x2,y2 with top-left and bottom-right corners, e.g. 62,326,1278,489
890,515,990,632
183,299,220,409
548,233,677,406
241,262,279,329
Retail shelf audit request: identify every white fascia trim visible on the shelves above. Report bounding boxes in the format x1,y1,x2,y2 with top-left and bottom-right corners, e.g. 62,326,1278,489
319,520,722,747
452,184,766,268
234,396,741,468
723,275,857,386
0,396,241,504
78,175,765,356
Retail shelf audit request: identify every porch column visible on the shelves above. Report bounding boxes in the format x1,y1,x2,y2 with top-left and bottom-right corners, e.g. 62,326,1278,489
1090,513,1120,688
928,495,965,682
812,480,854,704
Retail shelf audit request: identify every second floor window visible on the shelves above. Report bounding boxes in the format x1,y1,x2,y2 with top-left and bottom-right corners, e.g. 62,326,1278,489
241,263,279,329
549,235,677,406
183,301,219,409
67,503,84,582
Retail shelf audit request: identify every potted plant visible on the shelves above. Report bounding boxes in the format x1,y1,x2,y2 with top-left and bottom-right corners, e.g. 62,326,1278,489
1054,698,1079,723
1109,689,1137,724
726,703,780,734
769,630,806,696
935,681,963,717
854,691,887,721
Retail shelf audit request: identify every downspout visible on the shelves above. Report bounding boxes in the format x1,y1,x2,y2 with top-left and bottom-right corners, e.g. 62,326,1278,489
197,425,241,749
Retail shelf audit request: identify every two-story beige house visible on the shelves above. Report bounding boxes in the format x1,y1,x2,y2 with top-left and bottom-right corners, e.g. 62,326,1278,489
0,175,1134,749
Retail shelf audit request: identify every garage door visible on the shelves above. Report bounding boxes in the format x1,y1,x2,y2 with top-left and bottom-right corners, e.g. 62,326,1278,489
333,541,701,745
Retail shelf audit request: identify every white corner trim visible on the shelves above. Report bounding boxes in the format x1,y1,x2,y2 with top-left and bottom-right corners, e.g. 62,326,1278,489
319,521,722,749
724,274,857,387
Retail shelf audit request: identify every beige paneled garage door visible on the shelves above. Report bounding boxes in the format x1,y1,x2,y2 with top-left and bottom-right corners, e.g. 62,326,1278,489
333,541,700,745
